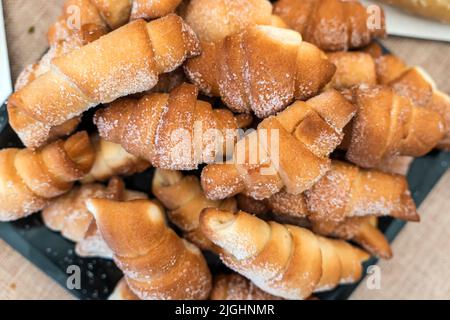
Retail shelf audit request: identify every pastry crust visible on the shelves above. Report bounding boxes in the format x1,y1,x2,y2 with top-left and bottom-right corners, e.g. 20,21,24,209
152,169,237,251
210,274,283,300
185,26,336,118
274,0,386,51
95,83,252,170
200,209,369,299
201,90,356,200
0,132,94,221
380,0,450,24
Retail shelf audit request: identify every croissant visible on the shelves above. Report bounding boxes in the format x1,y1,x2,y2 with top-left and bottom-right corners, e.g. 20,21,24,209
345,86,444,168
95,83,252,170
42,177,147,258
326,48,450,150
82,135,150,183
184,0,283,42
0,132,95,222
210,274,283,300
152,169,237,251
184,25,336,118
9,15,200,128
86,198,212,300
200,208,370,299
273,0,386,51
235,160,416,258
201,90,356,200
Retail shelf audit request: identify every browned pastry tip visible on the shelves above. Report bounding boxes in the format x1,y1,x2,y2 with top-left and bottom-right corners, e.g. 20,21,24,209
274,0,386,51
211,274,283,300
130,0,183,20
0,132,94,221
185,26,335,118
10,15,200,128
200,208,369,299
379,0,450,24
87,198,212,300
201,90,356,201
305,161,419,223
109,278,140,300
95,83,250,170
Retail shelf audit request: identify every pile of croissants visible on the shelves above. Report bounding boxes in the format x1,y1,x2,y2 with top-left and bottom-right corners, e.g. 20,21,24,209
1,0,449,300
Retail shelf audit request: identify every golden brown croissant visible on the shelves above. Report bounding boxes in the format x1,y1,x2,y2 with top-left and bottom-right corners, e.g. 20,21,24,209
87,199,212,300
326,48,450,150
184,25,336,118
345,86,444,168
184,0,282,42
152,169,237,251
10,0,113,148
210,274,283,300
0,132,95,222
273,0,386,51
82,135,150,184
42,177,148,258
200,208,370,299
95,83,252,170
235,160,416,259
130,0,183,20
201,90,356,200
9,15,200,128
378,62,450,150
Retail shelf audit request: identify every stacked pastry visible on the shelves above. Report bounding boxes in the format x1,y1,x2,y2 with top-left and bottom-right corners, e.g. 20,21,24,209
1,0,448,300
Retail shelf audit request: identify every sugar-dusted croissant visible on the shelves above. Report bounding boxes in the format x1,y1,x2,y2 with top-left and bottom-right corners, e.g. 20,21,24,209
236,160,416,258
326,52,378,90
42,177,147,258
377,59,450,150
200,209,370,299
185,25,336,118
9,15,200,128
184,0,283,42
345,86,444,168
273,0,386,51
210,274,283,300
201,90,356,200
0,132,95,222
87,199,212,300
82,135,150,184
95,83,252,170
326,48,450,150
152,169,237,251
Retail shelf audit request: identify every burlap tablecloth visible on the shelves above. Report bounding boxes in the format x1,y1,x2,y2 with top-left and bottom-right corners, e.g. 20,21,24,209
0,0,449,300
